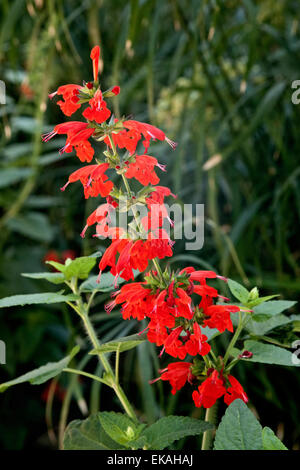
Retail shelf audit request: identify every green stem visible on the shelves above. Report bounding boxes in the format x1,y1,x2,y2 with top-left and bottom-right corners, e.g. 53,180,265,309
152,257,164,283
69,280,138,422
63,368,109,386
201,402,218,450
223,312,244,366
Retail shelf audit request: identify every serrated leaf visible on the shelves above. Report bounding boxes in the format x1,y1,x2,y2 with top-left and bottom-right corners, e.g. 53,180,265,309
228,279,249,304
90,333,147,354
63,414,125,450
134,416,213,450
214,400,263,450
0,291,78,308
262,427,288,450
0,346,79,392
98,412,143,447
21,272,65,285
237,340,300,367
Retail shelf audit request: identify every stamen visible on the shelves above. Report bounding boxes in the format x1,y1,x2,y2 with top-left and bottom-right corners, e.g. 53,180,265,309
104,300,116,314
96,270,102,284
48,91,57,100
156,163,166,172
80,224,88,238
138,326,149,336
41,130,57,142
165,136,178,150
60,181,70,192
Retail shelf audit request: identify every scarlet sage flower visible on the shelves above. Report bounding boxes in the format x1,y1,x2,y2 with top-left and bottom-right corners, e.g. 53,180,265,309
192,371,248,409
42,121,96,162
82,89,111,124
224,375,248,405
98,235,173,283
150,362,194,395
123,120,177,153
192,370,226,409
60,163,113,199
110,282,153,320
49,84,83,116
203,304,240,333
90,45,100,82
81,201,117,238
185,323,211,357
125,155,165,186
105,120,177,155
145,186,176,205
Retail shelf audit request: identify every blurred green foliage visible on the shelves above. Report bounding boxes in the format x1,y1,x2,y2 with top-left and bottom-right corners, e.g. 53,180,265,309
0,0,299,450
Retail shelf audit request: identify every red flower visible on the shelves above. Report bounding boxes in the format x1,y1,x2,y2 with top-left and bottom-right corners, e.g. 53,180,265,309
49,84,82,116
81,201,116,238
123,120,177,153
203,304,240,333
145,186,176,205
141,203,173,232
125,155,165,186
61,250,76,262
60,163,113,199
98,235,173,283
163,326,187,359
192,370,226,409
185,323,211,357
192,370,248,409
82,89,111,124
105,120,177,155
224,375,248,405
151,362,193,395
43,250,60,267
111,282,153,320
90,45,100,82
42,121,95,162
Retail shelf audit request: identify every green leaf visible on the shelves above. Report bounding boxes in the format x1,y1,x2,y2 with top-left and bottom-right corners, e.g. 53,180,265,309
228,279,249,304
90,333,147,354
0,167,33,188
98,412,145,447
247,295,279,308
262,427,288,450
245,314,292,336
0,291,78,308
252,300,297,318
214,400,263,450
80,273,117,293
63,414,125,450
133,416,213,450
6,212,55,242
21,272,65,285
46,256,97,280
0,346,79,392
80,269,139,292
238,340,300,367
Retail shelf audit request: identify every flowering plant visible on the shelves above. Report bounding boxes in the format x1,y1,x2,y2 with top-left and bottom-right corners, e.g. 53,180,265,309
0,46,298,451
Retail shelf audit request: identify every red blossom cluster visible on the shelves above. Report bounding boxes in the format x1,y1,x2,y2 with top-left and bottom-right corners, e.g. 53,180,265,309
43,45,248,410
